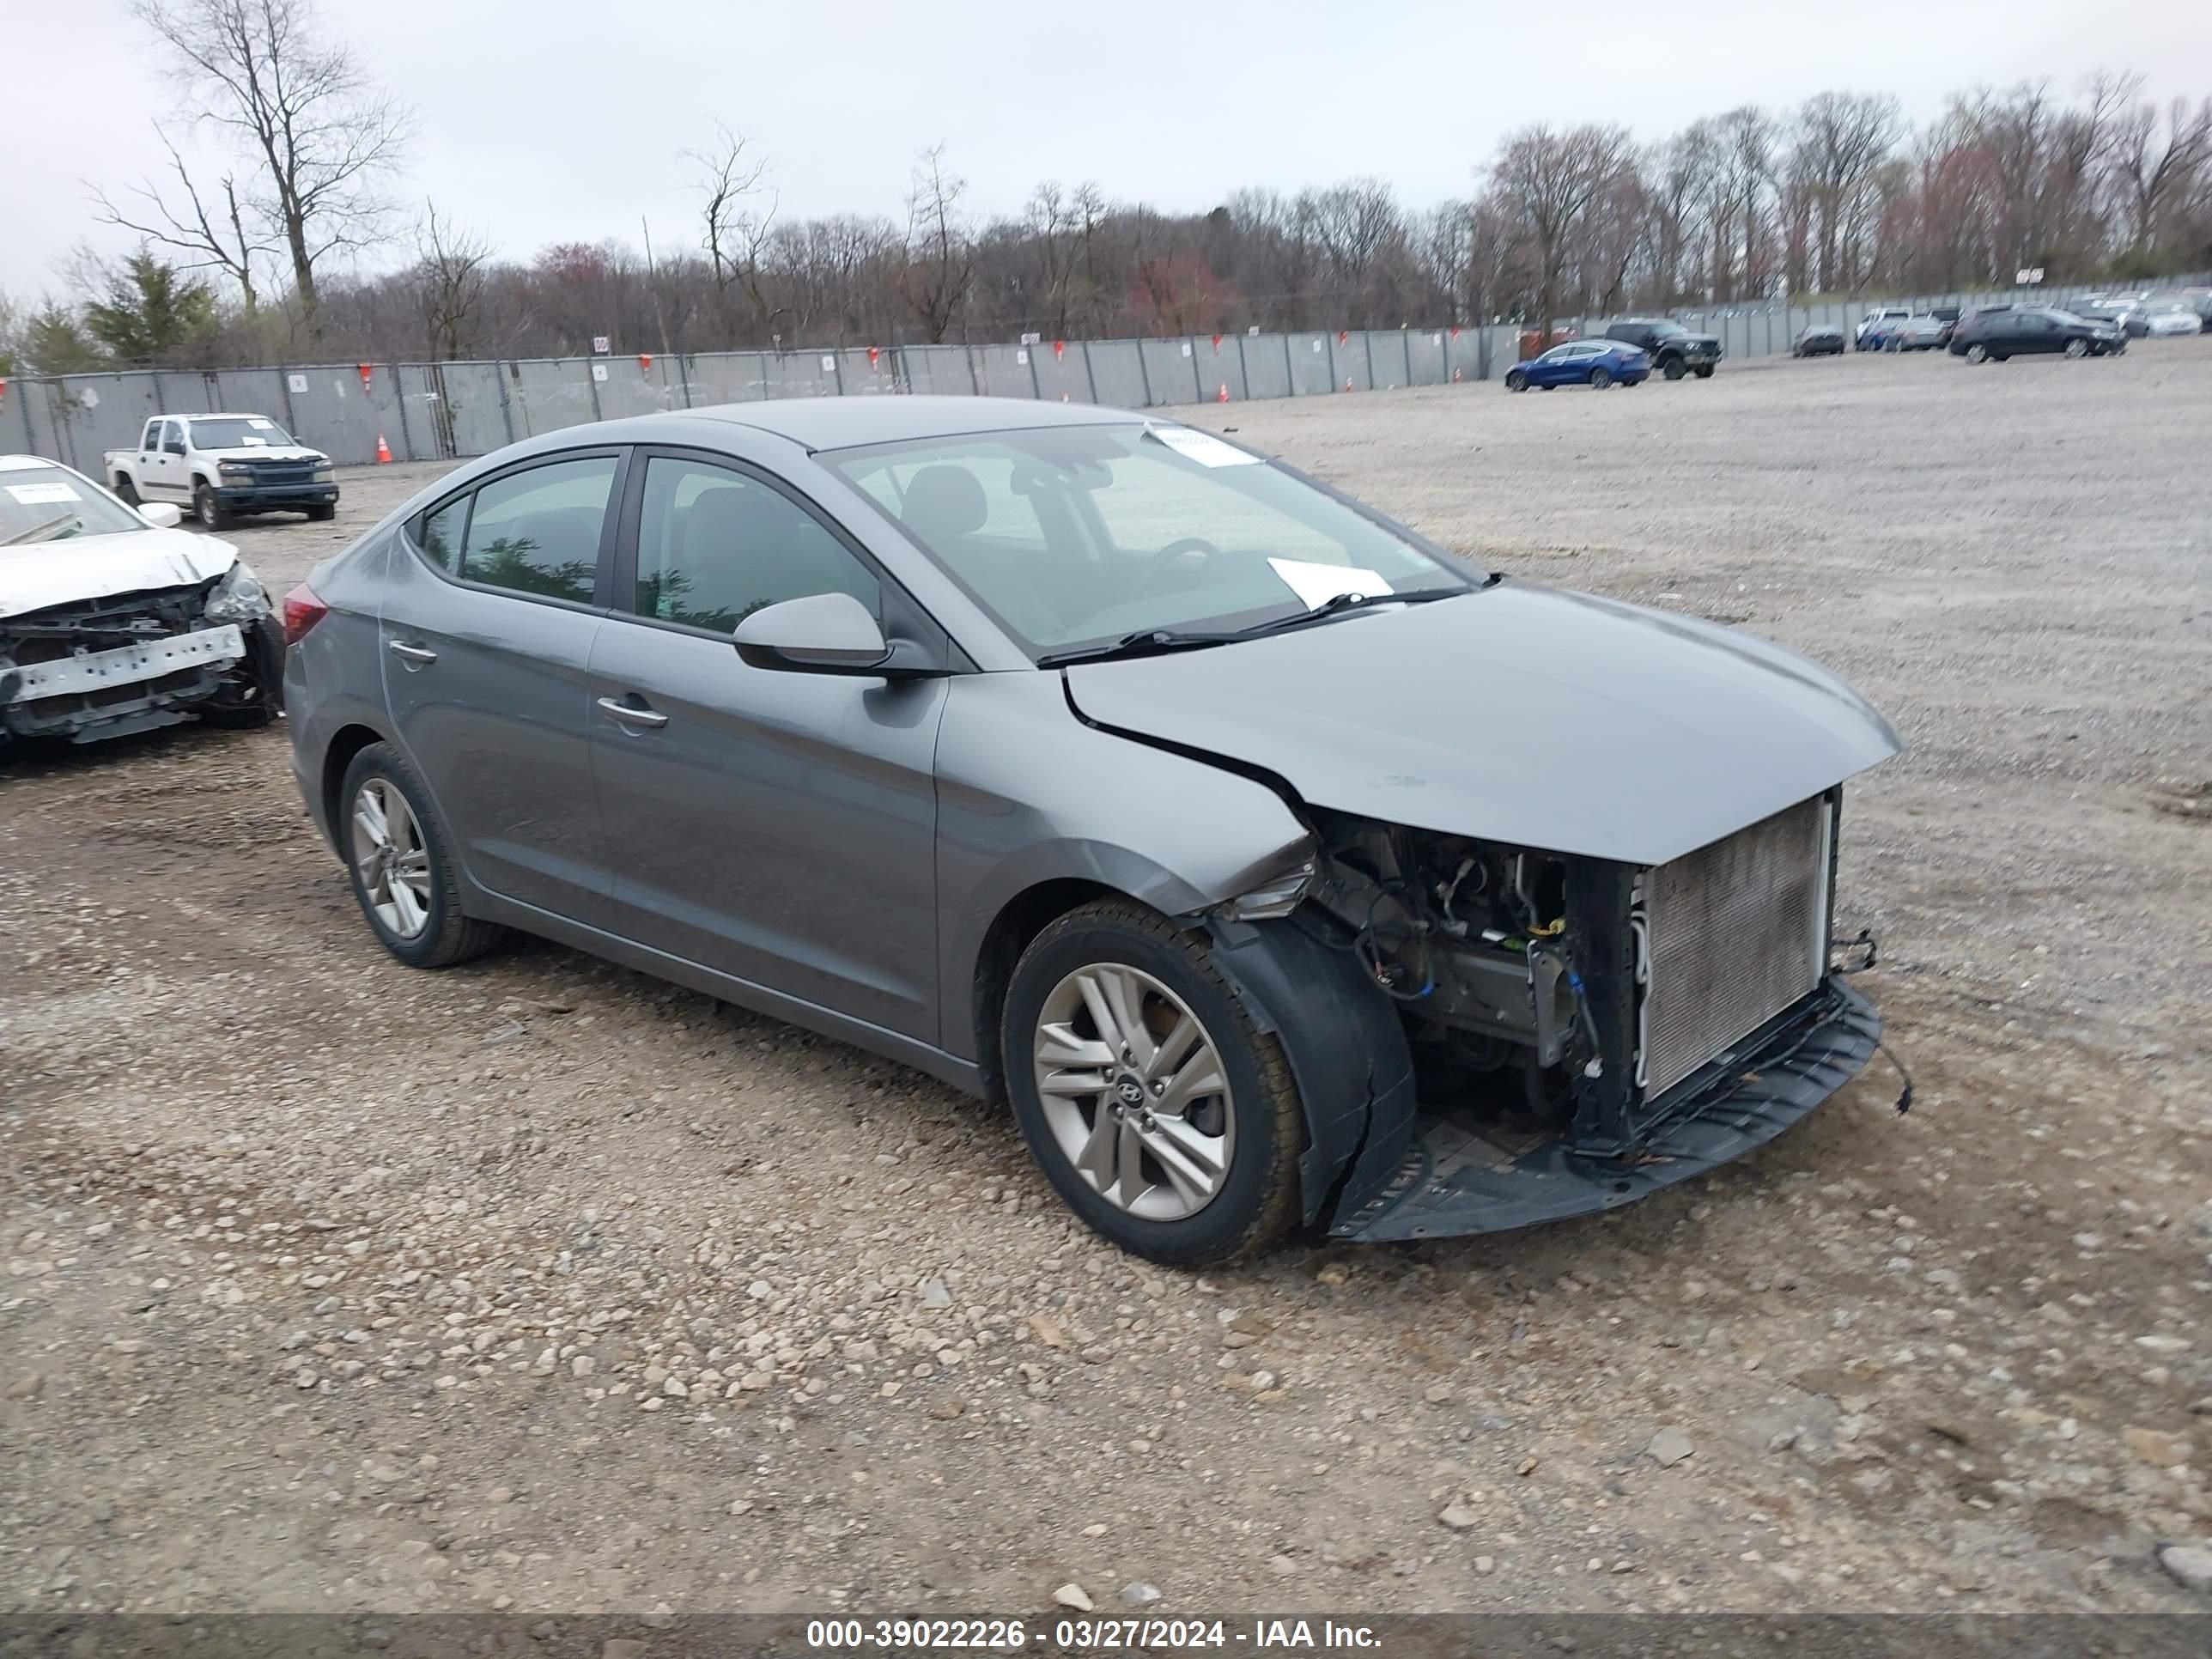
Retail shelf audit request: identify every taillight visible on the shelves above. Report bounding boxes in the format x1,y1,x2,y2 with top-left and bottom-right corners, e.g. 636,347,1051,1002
282,583,328,647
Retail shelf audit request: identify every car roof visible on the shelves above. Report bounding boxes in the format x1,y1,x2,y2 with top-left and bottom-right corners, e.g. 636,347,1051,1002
163,411,285,421
676,394,1140,453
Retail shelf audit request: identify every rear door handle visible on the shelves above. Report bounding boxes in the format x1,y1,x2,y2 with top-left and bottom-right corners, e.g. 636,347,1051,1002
597,696,668,729
387,641,438,664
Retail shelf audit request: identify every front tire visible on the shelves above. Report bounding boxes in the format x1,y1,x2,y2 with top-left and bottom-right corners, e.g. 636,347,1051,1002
1504,370,1528,392
1692,365,1715,379
337,742,504,969
1965,343,1989,363
1662,358,1686,381
194,483,234,531
1001,900,1304,1266
2064,338,2089,359
307,502,337,522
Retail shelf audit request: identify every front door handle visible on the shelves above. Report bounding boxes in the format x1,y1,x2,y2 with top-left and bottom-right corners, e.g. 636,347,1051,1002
387,641,438,664
597,696,668,729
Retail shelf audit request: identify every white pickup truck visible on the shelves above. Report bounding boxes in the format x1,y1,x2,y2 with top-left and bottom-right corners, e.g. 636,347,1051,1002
105,411,339,530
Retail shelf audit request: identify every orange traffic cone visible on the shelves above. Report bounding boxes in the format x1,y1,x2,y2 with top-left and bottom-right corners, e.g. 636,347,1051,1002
375,433,392,464
1217,383,1230,404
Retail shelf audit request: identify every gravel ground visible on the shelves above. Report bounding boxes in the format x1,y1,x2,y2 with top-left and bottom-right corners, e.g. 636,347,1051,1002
4,342,2209,1620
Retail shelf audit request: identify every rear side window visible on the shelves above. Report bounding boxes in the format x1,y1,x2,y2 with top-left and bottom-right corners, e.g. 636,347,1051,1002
419,497,465,573
453,456,618,603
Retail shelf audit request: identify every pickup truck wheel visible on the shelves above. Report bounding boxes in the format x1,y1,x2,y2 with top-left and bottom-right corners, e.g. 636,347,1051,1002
112,475,141,506
1692,365,1715,379
1001,899,1304,1266
307,503,337,522
194,483,235,531
1662,358,1686,381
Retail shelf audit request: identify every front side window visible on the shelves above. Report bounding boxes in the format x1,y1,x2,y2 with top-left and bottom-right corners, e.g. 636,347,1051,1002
632,455,878,633
456,456,618,603
825,424,1472,657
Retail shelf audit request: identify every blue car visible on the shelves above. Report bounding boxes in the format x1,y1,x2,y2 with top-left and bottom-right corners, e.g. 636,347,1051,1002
1504,339,1651,392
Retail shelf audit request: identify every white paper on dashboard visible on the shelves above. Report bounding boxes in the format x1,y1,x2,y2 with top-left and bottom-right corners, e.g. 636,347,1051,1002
7,482,81,504
1267,557,1393,610
1143,426,1261,467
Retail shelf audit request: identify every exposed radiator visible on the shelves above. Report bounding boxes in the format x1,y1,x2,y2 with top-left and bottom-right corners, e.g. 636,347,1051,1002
1640,796,1830,1097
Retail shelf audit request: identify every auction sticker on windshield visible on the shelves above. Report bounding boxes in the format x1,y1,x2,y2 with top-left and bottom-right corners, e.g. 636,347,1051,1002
1143,427,1261,467
1267,556,1394,609
7,483,81,504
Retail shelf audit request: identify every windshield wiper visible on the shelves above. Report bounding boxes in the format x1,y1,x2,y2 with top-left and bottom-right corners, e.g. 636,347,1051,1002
2,513,80,547
1036,629,1242,669
1231,585,1466,638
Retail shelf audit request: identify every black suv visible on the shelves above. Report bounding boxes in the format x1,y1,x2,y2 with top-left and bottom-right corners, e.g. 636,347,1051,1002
1602,319,1723,380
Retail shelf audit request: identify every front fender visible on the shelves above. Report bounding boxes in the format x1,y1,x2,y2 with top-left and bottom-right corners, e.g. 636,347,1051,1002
934,672,1312,1062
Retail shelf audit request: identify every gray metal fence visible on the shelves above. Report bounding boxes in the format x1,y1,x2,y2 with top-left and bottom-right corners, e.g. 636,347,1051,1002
6,274,2203,473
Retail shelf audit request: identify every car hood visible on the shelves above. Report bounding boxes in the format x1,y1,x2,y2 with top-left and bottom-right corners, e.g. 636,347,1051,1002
203,444,327,463
1,526,237,618
1061,584,1902,866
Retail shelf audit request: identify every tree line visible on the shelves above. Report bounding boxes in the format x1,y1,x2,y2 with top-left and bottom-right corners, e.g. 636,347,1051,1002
4,0,2209,375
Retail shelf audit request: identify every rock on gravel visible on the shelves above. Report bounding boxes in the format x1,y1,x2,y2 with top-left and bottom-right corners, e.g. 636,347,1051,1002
1646,1429,1696,1468
2158,1546,2212,1595
1054,1584,1094,1612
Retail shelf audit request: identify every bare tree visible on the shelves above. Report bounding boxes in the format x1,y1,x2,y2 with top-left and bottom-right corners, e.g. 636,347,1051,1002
415,203,489,360
129,0,410,334
1487,123,1635,329
689,124,778,335
903,145,972,343
89,127,270,312
2109,94,2212,254
1790,92,1902,291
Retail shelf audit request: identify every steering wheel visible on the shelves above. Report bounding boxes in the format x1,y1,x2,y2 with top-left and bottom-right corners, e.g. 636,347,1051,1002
1142,536,1222,583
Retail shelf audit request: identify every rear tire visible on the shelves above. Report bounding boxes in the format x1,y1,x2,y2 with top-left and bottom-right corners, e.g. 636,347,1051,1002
1588,366,1613,389
1692,365,1715,379
1504,370,1528,392
337,742,505,969
112,476,141,506
1001,900,1304,1267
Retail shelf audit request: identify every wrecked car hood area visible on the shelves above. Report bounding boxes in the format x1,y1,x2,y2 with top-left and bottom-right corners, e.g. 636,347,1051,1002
1,528,239,619
1063,581,1901,866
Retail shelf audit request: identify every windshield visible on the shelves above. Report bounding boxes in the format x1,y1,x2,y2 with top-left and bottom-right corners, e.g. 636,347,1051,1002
1646,322,1688,339
190,416,295,448
0,461,151,545
825,423,1474,659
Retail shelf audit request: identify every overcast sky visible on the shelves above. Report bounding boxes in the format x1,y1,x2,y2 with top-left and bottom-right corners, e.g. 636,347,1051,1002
5,0,2209,296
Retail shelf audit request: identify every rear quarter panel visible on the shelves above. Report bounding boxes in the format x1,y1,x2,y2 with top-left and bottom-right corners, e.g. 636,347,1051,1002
285,531,393,847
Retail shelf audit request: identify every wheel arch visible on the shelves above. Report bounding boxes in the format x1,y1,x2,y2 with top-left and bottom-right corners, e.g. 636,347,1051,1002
319,721,390,854
969,877,1124,1104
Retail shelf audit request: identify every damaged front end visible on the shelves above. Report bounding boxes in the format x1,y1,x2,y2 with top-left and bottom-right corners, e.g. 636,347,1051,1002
1211,791,1885,1243
0,568,282,746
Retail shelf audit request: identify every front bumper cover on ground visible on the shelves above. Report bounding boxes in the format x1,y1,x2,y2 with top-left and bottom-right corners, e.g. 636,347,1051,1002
1331,980,1881,1243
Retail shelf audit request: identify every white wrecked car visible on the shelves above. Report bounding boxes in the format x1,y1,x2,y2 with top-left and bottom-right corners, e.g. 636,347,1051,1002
1,454,283,754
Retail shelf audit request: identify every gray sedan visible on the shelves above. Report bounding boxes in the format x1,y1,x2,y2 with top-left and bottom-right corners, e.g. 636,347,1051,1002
283,398,1901,1265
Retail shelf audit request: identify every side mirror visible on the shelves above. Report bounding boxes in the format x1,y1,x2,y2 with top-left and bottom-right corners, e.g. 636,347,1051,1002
138,502,185,529
732,591,893,676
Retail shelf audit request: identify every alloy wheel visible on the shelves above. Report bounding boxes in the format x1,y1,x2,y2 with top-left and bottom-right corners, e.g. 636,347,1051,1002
349,777,433,939
1031,963,1234,1221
